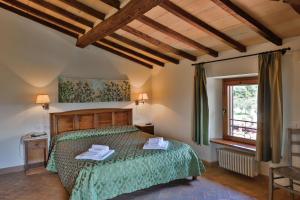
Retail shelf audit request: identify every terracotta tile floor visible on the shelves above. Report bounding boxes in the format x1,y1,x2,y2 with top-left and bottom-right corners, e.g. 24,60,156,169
0,166,297,200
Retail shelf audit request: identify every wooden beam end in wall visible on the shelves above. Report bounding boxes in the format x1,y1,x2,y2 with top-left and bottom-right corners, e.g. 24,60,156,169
93,42,153,69
109,33,179,64
0,2,154,69
0,2,79,39
100,38,165,67
2,0,86,34
28,0,94,28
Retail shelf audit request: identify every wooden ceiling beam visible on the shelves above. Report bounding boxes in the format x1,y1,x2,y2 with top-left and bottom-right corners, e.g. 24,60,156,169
76,0,165,48
160,0,246,52
137,15,218,57
0,2,79,38
110,33,179,64
100,0,120,9
100,39,165,66
30,1,174,65
93,42,153,69
0,2,152,69
211,0,282,46
28,0,94,27
2,0,85,34
60,0,105,20
29,0,172,66
122,25,197,61
26,0,167,66
6,0,163,68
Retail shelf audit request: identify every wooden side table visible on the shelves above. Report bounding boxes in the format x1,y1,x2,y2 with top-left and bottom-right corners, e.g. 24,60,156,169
135,124,154,135
23,136,48,173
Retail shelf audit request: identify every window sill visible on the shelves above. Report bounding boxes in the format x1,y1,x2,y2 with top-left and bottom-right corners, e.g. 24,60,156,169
210,138,256,153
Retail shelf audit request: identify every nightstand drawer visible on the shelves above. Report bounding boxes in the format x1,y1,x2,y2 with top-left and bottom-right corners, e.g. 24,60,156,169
27,140,47,149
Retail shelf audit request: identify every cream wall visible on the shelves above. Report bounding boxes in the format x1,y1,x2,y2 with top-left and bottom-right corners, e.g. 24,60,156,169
152,36,300,174
0,9,152,169
151,61,223,161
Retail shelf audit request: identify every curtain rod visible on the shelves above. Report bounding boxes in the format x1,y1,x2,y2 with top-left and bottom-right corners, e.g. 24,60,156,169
191,47,291,66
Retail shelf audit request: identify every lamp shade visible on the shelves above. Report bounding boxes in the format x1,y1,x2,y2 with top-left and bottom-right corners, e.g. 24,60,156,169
36,94,50,104
138,93,149,100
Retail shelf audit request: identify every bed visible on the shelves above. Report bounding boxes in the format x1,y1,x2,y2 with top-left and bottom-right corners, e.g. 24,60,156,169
47,108,205,200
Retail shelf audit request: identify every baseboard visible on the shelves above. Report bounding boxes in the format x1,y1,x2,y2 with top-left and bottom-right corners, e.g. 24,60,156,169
0,162,45,175
202,160,218,167
0,165,24,175
203,160,270,177
28,162,45,169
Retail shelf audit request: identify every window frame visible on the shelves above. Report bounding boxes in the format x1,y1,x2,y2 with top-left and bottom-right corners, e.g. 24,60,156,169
222,76,258,145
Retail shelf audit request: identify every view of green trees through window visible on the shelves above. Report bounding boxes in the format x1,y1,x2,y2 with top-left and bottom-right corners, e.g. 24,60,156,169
229,84,258,140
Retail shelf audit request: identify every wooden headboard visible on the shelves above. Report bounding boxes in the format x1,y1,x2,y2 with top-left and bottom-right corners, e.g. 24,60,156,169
50,108,133,138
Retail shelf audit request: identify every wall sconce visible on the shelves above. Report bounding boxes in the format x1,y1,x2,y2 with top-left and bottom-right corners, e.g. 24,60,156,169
36,94,50,110
135,93,149,105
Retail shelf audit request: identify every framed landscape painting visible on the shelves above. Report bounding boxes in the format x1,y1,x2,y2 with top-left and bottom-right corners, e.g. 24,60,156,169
58,76,131,103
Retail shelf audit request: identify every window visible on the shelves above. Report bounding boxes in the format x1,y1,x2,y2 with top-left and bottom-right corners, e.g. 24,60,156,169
223,77,258,145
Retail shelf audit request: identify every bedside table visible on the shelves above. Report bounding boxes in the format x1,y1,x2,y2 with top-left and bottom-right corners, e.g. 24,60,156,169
135,124,154,135
23,136,48,174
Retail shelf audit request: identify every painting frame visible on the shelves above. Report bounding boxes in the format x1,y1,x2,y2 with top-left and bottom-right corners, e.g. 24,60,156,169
58,76,131,103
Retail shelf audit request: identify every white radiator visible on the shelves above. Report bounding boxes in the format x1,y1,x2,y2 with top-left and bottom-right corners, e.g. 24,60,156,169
217,148,258,177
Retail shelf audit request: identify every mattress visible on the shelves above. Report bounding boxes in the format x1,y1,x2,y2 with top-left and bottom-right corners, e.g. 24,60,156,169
47,126,205,200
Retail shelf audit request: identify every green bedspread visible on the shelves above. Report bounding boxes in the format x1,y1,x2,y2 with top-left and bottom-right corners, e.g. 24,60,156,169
47,126,205,200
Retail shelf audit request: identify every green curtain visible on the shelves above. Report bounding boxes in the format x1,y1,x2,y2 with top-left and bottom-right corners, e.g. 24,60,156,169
194,64,209,145
256,52,283,163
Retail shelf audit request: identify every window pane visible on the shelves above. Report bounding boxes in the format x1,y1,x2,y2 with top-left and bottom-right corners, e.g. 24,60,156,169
229,84,258,140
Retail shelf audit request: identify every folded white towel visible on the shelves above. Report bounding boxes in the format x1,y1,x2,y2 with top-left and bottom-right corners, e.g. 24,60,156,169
143,141,169,150
148,137,164,145
88,148,109,156
91,144,109,151
75,150,115,161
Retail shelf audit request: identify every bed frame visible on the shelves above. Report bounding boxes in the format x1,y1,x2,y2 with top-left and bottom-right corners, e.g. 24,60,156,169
49,108,197,180
50,108,133,138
